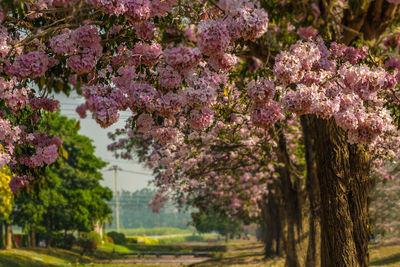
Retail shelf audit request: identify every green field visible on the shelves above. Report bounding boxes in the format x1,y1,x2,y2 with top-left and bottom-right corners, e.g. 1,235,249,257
106,227,193,236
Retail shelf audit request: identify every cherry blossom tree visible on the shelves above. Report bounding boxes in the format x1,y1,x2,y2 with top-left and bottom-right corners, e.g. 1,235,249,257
1,0,400,266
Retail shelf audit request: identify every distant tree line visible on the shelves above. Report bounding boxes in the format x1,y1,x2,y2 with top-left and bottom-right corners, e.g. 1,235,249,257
107,188,192,230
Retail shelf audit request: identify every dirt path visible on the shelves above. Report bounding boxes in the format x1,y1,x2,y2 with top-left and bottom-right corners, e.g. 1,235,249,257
97,255,210,265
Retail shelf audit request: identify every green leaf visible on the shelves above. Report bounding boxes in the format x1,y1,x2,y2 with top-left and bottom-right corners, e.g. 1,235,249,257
59,145,69,160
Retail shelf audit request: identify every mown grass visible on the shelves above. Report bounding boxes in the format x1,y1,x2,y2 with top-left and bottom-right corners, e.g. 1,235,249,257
106,227,192,236
0,247,91,266
370,243,400,266
1,241,400,266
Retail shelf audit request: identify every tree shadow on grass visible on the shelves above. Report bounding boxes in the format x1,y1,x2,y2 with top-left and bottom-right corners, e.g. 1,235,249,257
370,253,400,266
189,252,264,267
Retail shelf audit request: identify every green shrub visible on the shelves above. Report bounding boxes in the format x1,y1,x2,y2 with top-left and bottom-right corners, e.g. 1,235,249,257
77,237,97,256
126,236,138,244
107,231,126,245
87,231,102,244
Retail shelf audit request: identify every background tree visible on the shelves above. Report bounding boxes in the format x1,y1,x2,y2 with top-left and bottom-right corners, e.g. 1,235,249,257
0,166,13,249
11,112,112,248
192,211,243,242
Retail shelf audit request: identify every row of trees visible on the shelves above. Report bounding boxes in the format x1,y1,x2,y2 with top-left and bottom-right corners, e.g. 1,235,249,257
0,1,400,266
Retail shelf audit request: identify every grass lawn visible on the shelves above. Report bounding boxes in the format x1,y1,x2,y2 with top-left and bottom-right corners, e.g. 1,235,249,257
106,227,193,236
1,241,400,266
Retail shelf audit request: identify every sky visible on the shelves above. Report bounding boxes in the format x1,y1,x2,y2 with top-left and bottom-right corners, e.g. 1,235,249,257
53,92,154,193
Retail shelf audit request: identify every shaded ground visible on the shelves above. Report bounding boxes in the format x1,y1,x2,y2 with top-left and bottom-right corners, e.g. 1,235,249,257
1,240,400,266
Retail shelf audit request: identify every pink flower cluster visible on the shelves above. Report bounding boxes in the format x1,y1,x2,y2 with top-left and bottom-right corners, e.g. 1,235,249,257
196,20,230,56
19,132,62,168
51,26,102,74
151,0,177,17
226,6,269,41
6,51,49,79
151,127,183,145
9,175,33,193
157,65,182,89
250,100,283,129
154,92,185,117
330,42,368,64
50,29,77,55
149,191,168,213
130,41,163,67
133,22,154,40
275,39,398,144
82,84,127,127
0,77,30,111
0,118,21,146
188,108,214,130
125,0,151,23
125,81,159,113
0,26,11,59
208,53,238,72
163,46,202,73
137,113,154,132
85,0,177,19
29,98,60,112
247,78,276,101
71,25,101,48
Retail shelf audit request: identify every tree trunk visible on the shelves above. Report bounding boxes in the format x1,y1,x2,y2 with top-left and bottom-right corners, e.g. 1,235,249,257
0,222,3,249
29,229,36,247
275,124,301,267
308,115,370,267
260,193,284,258
301,116,321,267
5,223,12,250
260,200,275,257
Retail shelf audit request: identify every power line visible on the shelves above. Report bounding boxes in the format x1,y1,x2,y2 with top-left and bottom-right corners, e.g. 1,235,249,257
102,168,152,176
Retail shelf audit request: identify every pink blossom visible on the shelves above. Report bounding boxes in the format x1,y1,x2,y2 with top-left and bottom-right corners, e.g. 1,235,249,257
163,46,202,73
196,20,230,56
247,77,275,101
133,22,154,39
125,0,151,23
250,101,284,129
72,25,101,48
157,65,182,89
188,108,214,130
208,53,238,72
7,51,49,78
151,0,177,17
137,114,154,132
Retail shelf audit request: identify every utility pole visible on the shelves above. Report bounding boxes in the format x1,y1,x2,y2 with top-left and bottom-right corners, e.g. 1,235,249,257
112,165,120,233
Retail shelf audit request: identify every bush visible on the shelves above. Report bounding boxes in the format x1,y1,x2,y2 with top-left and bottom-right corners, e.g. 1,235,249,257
59,234,76,250
77,231,101,256
106,236,114,244
87,231,102,244
107,231,126,245
77,237,97,256
126,236,158,245
126,236,138,244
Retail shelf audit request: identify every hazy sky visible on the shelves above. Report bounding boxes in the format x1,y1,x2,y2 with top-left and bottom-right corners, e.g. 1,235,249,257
54,92,154,192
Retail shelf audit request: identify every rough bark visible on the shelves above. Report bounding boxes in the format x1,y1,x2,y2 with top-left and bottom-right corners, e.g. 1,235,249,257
348,145,371,267
275,125,302,267
308,115,370,267
5,223,12,250
301,116,321,267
